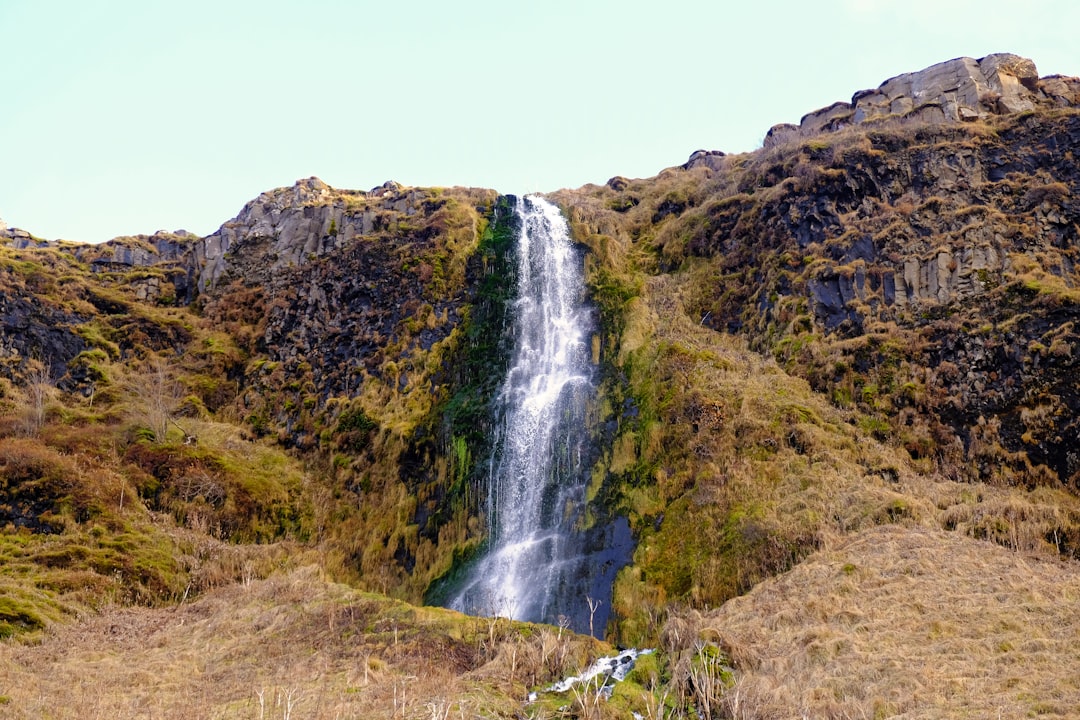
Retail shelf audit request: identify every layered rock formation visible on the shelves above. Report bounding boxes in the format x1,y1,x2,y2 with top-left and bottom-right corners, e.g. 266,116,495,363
765,53,1080,147
0,177,437,302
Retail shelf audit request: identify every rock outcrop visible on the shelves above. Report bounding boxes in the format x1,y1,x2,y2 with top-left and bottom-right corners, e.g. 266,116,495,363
194,177,434,293
0,292,86,380
682,149,727,172
765,53,1080,148
1,178,443,303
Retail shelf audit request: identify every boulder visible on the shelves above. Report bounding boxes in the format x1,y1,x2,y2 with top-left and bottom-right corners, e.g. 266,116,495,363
764,123,799,149
1039,75,1080,106
682,149,726,171
800,101,855,135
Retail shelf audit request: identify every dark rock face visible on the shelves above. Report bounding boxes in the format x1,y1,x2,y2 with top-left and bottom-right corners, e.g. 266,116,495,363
807,273,862,331
0,291,86,380
927,297,1080,488
689,114,1080,320
255,225,465,400
201,182,497,413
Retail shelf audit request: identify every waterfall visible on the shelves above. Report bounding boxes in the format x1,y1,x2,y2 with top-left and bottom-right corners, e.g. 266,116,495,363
444,195,631,636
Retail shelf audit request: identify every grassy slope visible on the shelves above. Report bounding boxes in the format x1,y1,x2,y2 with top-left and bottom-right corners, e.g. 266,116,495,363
582,258,1080,638
0,238,315,634
0,566,609,719
681,525,1080,718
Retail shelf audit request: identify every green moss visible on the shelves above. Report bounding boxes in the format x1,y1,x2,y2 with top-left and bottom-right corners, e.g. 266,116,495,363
337,406,377,433
75,323,121,360
0,594,48,636
440,196,518,449
588,267,642,341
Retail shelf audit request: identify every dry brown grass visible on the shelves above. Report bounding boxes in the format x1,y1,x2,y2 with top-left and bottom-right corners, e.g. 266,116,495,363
0,565,605,719
675,525,1080,719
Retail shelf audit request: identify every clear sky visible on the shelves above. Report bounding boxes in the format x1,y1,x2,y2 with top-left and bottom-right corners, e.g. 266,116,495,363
2,0,1077,243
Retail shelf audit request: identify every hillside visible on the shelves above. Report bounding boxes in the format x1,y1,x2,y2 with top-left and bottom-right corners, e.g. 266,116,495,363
2,53,1080,718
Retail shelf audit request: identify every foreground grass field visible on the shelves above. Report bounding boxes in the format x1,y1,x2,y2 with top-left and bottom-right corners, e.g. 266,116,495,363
0,566,610,719
4,527,1080,719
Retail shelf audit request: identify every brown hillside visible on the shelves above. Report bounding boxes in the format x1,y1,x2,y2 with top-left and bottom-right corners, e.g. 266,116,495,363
675,525,1080,718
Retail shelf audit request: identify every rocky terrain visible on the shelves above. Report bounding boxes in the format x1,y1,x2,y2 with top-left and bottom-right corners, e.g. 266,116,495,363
2,53,1080,718
764,52,1080,144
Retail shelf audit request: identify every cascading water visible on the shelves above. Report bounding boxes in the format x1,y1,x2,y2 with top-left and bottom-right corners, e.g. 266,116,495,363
444,195,632,636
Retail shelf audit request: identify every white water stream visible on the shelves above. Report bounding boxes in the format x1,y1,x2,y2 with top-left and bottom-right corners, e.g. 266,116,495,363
446,196,629,634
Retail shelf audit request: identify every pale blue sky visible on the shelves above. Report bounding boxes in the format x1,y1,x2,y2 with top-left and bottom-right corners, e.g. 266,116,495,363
2,0,1076,242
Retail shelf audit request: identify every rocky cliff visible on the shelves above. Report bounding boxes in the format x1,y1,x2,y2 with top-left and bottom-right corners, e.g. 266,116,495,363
564,54,1080,486
0,177,452,304
765,53,1080,147
0,178,506,603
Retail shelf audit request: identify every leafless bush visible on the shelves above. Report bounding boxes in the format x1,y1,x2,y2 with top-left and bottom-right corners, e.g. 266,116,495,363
568,675,605,720
20,358,54,436
123,356,185,442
